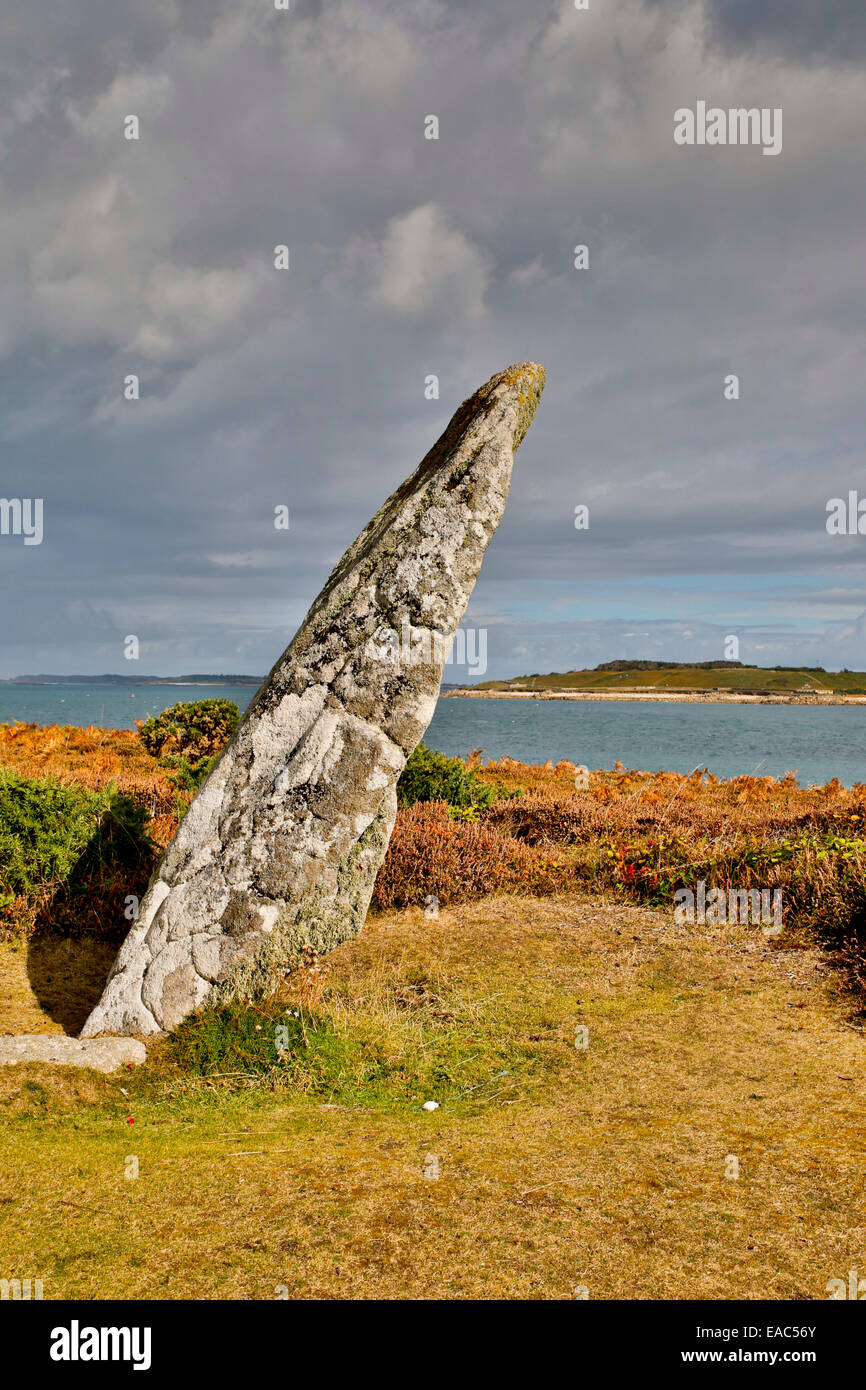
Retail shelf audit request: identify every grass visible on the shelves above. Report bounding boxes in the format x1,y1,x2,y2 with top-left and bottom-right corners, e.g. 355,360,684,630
1,723,865,1298
1,895,864,1299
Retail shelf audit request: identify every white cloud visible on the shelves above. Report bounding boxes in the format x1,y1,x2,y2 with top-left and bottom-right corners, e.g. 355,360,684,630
372,203,491,321
65,70,173,139
131,261,271,360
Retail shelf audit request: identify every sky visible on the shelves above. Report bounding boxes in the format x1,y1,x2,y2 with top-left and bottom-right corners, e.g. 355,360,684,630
1,0,865,681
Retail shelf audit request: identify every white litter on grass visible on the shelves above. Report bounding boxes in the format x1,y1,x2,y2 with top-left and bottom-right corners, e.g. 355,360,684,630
421,1100,440,1111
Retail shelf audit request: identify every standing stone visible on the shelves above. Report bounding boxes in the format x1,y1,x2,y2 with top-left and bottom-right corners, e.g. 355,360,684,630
81,363,545,1038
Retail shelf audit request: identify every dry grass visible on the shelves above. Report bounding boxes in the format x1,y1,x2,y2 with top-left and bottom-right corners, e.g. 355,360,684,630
1,895,864,1300
0,936,121,1036
1,731,864,1298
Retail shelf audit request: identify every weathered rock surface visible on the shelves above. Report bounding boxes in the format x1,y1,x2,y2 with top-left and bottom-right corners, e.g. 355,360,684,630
81,363,545,1038
0,1035,146,1071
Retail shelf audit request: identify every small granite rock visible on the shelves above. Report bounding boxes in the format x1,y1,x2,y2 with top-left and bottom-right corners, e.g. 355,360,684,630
81,363,545,1038
0,1035,146,1072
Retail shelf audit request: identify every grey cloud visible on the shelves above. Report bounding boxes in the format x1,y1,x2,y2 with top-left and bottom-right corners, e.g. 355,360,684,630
645,0,866,65
0,0,864,679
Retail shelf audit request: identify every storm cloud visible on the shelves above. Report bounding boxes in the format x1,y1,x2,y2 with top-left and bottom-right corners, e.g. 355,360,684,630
1,0,864,680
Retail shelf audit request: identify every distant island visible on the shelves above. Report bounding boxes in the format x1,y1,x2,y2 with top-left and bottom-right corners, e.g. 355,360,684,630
0,674,264,687
0,675,472,693
445,661,866,704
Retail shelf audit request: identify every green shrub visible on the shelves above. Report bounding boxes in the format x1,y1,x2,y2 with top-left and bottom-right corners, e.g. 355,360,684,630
0,774,104,903
139,698,240,789
158,753,220,793
0,772,155,924
397,742,503,812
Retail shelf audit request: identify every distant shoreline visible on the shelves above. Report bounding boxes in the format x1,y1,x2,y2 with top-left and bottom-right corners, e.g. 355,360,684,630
0,679,262,688
444,689,866,706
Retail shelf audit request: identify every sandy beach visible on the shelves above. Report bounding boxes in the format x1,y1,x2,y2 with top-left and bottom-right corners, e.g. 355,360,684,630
444,687,866,706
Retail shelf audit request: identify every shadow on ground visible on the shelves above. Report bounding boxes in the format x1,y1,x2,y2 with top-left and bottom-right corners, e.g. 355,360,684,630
25,932,125,1034
24,793,156,1033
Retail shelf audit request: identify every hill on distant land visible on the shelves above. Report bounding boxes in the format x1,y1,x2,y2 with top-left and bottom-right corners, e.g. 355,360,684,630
472,664,866,694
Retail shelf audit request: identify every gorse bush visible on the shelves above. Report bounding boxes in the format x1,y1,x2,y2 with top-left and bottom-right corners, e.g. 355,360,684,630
139,698,240,790
139,697,240,760
0,773,104,902
397,742,508,812
0,771,155,932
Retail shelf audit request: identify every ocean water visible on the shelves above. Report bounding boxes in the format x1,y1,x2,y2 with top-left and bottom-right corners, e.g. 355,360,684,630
0,684,259,730
426,698,866,787
1,684,864,787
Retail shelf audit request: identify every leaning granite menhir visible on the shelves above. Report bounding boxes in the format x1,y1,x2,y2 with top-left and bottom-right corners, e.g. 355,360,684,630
82,363,545,1038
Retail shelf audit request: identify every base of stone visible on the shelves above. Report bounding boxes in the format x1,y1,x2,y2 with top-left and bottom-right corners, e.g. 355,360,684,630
0,1035,146,1072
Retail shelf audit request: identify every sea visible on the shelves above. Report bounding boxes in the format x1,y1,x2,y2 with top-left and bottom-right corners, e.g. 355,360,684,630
1,683,865,787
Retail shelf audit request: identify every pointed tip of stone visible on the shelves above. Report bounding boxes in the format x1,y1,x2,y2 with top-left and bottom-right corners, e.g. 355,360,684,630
490,360,546,392
474,361,546,450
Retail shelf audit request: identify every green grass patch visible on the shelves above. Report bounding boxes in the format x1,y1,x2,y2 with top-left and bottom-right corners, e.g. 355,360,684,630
164,977,567,1113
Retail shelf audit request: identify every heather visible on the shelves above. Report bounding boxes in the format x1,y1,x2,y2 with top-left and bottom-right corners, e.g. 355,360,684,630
1,720,864,995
